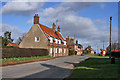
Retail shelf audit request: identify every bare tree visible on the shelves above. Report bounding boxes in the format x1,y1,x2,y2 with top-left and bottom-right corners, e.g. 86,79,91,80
16,33,26,45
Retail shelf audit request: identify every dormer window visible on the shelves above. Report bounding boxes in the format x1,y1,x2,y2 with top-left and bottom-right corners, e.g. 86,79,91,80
58,40,61,44
35,37,40,42
55,39,58,44
49,37,53,43
64,41,66,45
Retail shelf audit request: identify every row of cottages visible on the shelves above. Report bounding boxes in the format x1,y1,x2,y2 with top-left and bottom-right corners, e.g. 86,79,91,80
19,14,68,57
66,36,83,55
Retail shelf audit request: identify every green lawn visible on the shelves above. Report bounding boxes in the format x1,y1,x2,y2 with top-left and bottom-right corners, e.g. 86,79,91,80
2,56,51,64
69,56,120,79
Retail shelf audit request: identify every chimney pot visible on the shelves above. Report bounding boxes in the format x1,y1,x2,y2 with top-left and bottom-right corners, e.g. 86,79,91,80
34,14,39,24
52,23,56,31
66,36,69,42
76,40,78,45
57,25,60,32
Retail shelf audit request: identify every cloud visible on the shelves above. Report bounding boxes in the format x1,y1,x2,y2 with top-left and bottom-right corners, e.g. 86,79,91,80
95,19,106,25
100,26,109,31
60,2,94,12
36,3,118,51
38,6,110,41
1,24,26,42
2,2,44,15
99,3,105,9
26,19,33,26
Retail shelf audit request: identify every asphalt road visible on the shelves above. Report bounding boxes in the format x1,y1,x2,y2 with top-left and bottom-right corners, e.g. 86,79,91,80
2,55,92,79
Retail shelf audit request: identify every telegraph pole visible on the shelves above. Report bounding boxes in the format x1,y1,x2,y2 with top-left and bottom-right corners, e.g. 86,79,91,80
109,16,112,59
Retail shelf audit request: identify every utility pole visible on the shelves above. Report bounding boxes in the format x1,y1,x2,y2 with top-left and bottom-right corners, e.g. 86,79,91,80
109,16,112,59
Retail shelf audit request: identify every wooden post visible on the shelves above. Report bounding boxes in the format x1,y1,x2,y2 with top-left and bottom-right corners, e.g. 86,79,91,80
110,16,112,59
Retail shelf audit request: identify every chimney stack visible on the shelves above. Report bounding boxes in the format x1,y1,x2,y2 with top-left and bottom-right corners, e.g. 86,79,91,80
57,25,60,32
70,38,74,43
34,14,39,24
66,36,69,42
76,40,78,45
52,23,56,31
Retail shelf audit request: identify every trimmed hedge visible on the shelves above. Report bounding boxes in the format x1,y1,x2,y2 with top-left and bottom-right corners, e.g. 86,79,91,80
111,51,120,58
2,48,49,58
68,50,77,55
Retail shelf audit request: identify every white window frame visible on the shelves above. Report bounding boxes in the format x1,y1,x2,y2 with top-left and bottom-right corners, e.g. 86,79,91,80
64,49,66,53
55,39,58,44
49,37,53,43
59,40,61,44
35,37,40,42
50,48,52,54
55,48,57,53
64,41,66,45
61,48,62,53
59,48,61,53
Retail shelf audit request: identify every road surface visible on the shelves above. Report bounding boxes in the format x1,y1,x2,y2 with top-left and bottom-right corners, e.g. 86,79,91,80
2,55,92,79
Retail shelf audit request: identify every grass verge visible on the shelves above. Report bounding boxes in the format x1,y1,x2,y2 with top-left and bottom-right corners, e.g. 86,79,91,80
69,56,120,79
1,56,53,66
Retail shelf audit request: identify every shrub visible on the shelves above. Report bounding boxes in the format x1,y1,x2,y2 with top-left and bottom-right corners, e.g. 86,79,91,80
2,48,49,58
69,50,77,55
111,51,120,58
6,46,18,48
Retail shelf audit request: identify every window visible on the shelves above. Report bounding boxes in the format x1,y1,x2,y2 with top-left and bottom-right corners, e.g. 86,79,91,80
59,48,61,53
55,39,58,44
61,48,62,53
64,41,66,45
58,40,61,44
35,37,40,42
50,48,52,54
55,48,57,53
49,37,53,43
64,49,66,53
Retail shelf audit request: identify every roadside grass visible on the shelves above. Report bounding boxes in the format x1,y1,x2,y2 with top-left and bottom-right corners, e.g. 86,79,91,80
2,56,51,65
69,56,120,78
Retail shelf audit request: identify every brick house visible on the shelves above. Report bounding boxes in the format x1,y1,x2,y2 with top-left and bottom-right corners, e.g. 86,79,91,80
19,14,68,57
66,36,75,51
75,40,83,55
100,49,106,56
84,46,95,54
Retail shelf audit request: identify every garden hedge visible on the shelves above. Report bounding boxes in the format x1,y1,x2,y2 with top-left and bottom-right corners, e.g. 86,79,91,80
2,48,49,58
111,51,120,58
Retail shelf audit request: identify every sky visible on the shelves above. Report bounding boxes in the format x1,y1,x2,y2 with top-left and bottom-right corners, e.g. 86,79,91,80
0,1,119,53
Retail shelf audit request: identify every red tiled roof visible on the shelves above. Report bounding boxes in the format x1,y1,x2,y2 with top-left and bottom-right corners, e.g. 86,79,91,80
39,24,64,40
7,44,19,47
100,49,105,52
112,49,120,52
56,31,64,40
